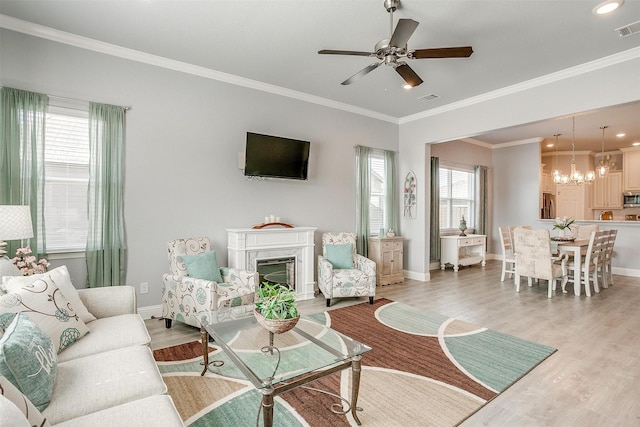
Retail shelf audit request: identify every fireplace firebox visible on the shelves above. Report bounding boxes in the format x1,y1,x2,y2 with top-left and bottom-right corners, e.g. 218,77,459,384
256,257,296,289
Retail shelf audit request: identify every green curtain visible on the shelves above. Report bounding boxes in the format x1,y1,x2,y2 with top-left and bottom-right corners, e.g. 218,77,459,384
384,149,399,234
355,145,371,256
86,102,126,287
475,165,489,236
430,157,440,261
0,87,47,258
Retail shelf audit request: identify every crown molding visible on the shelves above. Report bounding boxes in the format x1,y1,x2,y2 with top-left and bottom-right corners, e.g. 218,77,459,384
399,46,640,125
0,14,399,124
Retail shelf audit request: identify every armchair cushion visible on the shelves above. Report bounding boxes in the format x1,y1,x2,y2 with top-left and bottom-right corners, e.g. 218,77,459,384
325,243,354,269
180,250,222,283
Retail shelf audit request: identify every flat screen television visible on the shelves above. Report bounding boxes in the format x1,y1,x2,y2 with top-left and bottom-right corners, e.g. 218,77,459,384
244,132,310,180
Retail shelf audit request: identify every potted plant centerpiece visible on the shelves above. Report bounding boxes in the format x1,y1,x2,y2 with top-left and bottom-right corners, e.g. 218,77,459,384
552,216,576,240
254,282,300,334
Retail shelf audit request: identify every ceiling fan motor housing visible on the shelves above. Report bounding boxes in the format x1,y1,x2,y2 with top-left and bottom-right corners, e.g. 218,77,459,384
384,0,400,13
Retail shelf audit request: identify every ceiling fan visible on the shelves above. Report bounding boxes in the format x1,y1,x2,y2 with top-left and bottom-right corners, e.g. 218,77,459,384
318,0,473,87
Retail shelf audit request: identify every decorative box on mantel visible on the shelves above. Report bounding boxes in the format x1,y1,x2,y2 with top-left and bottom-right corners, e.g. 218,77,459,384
226,227,317,301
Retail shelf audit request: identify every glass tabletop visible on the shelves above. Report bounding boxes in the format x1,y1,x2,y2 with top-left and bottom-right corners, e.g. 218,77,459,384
199,305,371,390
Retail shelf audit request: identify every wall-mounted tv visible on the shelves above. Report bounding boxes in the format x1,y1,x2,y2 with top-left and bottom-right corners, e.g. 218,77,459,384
244,132,310,180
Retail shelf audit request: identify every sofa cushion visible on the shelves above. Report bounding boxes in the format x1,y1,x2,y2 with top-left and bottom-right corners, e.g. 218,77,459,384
2,265,96,323
0,313,57,411
325,243,354,269
53,395,183,427
0,394,31,427
0,375,51,427
57,314,151,363
0,276,90,353
43,346,167,425
180,250,222,283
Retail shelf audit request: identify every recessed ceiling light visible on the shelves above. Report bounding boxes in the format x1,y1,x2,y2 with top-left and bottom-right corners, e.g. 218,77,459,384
593,0,624,15
546,143,554,148
617,133,626,137
633,142,640,146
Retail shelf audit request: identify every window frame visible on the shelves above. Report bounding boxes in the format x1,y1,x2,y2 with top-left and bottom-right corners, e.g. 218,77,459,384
438,163,476,232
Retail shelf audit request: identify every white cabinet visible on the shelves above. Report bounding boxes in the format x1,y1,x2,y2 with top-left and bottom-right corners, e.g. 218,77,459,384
440,234,486,272
556,184,591,220
592,171,623,209
541,172,556,194
622,148,640,191
368,236,404,285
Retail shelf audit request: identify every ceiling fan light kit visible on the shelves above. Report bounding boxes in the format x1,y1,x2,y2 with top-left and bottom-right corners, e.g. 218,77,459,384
318,0,473,88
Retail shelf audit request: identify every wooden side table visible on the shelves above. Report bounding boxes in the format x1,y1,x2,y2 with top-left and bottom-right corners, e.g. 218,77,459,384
368,236,404,285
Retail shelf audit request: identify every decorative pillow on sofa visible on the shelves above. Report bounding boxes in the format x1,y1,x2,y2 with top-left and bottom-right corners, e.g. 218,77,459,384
2,265,96,323
0,276,90,353
180,250,223,283
325,243,354,269
0,313,57,412
0,375,51,427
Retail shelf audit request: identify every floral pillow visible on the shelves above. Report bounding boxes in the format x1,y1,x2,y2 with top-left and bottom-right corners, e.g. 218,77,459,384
0,276,90,353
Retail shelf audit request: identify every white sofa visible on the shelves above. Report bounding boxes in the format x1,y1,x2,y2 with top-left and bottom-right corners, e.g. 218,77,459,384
0,261,183,427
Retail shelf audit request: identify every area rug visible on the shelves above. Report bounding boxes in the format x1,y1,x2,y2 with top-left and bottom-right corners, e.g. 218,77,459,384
154,298,556,426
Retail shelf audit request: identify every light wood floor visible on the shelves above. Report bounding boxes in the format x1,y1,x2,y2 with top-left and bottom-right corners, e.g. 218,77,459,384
146,260,640,426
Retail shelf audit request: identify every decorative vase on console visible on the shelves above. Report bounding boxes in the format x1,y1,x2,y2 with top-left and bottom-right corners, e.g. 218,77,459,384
459,216,467,236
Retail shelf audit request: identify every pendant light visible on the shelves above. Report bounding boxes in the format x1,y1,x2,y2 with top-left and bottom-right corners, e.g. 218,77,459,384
560,117,595,185
597,126,610,178
552,134,562,184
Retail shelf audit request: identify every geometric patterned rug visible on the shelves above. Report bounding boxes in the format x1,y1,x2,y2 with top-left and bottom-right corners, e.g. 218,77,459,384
154,298,556,426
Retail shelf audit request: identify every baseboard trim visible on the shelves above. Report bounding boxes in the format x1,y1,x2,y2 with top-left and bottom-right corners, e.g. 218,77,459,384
137,304,162,320
404,270,430,282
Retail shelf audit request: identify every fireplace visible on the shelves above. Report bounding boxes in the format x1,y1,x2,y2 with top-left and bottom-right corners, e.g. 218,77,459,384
226,227,317,300
256,257,296,289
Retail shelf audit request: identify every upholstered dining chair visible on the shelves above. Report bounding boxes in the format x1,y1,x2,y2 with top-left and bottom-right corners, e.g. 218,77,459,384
317,232,376,307
513,228,568,298
570,224,599,240
161,237,258,329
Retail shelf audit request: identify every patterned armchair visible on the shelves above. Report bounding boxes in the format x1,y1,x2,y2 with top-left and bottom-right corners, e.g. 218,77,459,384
161,237,258,329
317,232,376,307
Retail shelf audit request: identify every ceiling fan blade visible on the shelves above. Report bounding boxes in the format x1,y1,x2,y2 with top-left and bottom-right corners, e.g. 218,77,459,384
395,63,423,87
389,18,419,48
318,49,374,57
341,62,382,85
410,46,473,59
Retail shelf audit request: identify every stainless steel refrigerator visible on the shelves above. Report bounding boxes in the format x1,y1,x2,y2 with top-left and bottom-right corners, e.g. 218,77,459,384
541,193,555,219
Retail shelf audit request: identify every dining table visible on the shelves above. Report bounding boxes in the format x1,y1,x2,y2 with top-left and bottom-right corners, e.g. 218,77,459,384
552,238,590,296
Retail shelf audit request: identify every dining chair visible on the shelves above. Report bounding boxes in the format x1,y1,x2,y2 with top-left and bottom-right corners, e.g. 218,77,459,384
570,224,599,240
564,230,608,297
513,228,568,298
601,229,617,288
499,225,532,282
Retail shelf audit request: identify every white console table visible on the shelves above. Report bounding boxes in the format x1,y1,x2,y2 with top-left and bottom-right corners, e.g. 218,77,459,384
440,234,486,272
226,227,316,301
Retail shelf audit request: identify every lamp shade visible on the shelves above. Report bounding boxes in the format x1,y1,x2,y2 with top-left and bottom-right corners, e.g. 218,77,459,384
0,205,34,240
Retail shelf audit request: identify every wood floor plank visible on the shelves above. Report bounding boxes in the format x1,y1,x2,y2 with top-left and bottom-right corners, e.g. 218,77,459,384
146,260,640,426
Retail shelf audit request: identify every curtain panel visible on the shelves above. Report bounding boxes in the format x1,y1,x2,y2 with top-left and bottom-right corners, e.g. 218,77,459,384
384,150,399,234
355,145,371,256
474,165,489,236
430,156,440,261
0,87,48,257
86,103,126,287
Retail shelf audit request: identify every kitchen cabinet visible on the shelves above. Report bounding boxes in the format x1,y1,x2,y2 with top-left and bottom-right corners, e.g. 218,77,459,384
368,236,404,285
557,184,591,220
592,171,623,209
440,234,486,272
541,172,556,194
622,148,640,191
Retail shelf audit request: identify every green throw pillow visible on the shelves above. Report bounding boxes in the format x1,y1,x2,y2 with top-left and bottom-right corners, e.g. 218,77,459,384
0,313,57,411
325,243,354,269
181,251,223,283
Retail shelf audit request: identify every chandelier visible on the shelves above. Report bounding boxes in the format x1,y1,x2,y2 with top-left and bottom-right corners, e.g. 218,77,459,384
596,125,610,178
558,117,594,185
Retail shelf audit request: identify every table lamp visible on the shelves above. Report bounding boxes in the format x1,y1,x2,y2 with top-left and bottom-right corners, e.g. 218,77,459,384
0,205,34,258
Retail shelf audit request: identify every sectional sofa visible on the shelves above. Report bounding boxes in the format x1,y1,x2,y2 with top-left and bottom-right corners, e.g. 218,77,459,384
0,261,183,427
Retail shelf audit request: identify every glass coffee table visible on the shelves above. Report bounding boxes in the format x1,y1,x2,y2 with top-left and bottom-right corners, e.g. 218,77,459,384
198,305,371,426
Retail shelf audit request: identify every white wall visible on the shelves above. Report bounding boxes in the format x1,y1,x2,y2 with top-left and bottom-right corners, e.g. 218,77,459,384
0,29,399,306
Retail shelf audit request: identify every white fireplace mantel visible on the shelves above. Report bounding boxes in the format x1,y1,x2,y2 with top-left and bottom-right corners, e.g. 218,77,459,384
226,227,317,300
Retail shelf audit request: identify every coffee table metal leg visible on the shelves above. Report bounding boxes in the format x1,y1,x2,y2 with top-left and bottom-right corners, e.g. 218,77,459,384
350,355,363,426
200,326,208,376
261,388,275,427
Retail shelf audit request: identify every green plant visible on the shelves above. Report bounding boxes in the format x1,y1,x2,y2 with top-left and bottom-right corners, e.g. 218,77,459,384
553,216,575,230
255,282,298,320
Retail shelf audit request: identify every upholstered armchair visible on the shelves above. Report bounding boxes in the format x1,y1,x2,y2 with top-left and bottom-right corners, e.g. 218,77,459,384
161,237,258,329
317,232,376,307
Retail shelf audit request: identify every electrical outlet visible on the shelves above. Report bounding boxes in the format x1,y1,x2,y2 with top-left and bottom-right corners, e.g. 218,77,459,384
140,282,149,294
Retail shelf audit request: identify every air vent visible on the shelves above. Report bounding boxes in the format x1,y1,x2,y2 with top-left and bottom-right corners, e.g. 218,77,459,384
418,93,440,102
615,20,640,38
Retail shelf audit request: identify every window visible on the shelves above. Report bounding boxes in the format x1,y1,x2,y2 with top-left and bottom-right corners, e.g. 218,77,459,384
439,165,475,229
43,107,90,252
369,151,386,235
